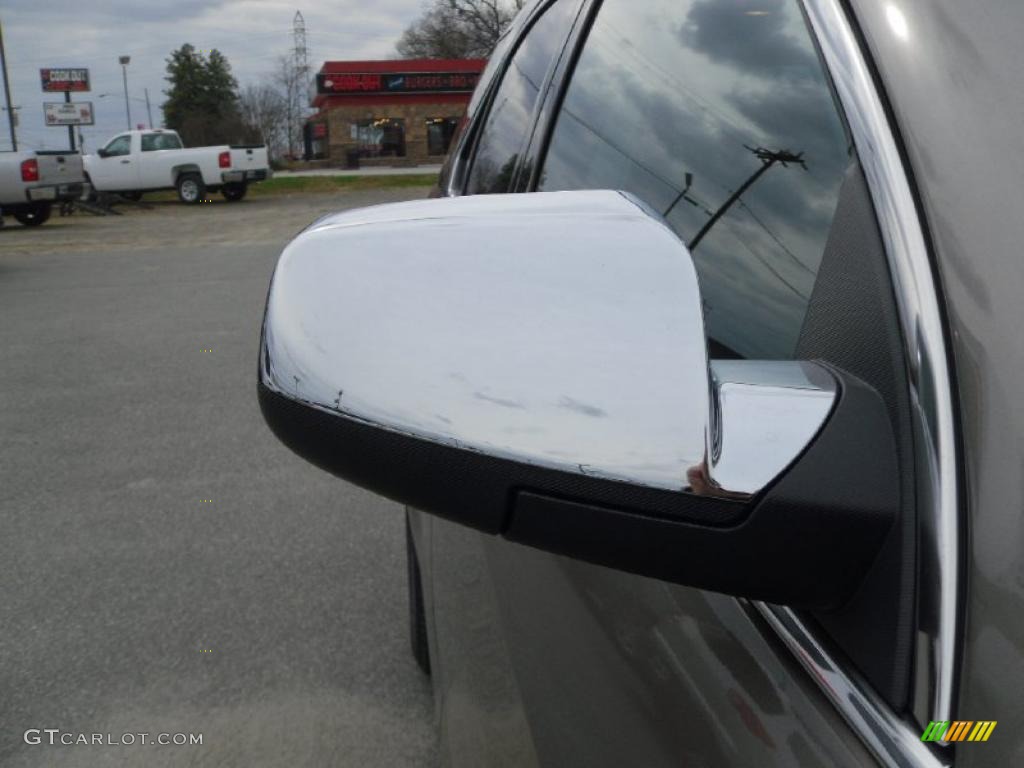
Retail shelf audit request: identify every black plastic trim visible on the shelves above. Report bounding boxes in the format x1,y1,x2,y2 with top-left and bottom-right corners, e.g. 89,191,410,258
260,363,897,610
259,381,745,534
505,370,898,609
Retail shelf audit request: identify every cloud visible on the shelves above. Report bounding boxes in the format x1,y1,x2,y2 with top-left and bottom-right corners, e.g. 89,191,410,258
680,0,819,82
557,396,606,419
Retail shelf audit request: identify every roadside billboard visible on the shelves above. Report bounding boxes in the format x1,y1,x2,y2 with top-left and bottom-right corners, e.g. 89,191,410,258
43,101,95,126
40,68,91,93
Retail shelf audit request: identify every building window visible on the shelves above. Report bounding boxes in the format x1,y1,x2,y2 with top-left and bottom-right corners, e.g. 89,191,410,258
426,117,460,156
351,118,406,157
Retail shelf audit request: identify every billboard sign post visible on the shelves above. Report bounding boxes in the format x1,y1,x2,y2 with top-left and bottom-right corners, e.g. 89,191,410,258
40,68,90,151
43,102,94,126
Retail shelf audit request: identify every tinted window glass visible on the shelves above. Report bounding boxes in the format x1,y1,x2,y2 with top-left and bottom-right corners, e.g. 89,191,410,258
467,0,578,194
439,34,515,178
539,0,853,359
104,135,131,156
141,133,183,151
467,31,515,120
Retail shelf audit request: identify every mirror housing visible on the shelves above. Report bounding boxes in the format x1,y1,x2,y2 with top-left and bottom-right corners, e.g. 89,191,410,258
96,148,109,158
259,191,898,609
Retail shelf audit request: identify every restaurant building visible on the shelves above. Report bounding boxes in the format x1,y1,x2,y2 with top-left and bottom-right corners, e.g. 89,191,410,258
306,58,487,167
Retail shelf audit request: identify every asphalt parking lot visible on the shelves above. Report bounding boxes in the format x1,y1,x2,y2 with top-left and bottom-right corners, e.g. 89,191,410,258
0,190,438,767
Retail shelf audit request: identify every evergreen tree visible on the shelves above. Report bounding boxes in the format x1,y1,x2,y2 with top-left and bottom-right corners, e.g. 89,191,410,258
163,44,246,146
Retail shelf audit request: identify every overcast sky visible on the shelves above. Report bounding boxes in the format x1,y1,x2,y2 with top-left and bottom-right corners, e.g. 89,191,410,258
0,0,424,152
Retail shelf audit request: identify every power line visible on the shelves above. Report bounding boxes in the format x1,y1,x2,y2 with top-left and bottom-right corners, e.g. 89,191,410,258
688,146,806,251
735,198,815,276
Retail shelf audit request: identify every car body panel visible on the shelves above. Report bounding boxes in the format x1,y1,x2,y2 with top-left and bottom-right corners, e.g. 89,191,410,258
850,0,1024,763
427,518,539,768
420,511,877,767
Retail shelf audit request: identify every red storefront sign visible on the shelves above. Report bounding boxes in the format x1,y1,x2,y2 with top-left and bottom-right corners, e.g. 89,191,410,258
317,71,479,95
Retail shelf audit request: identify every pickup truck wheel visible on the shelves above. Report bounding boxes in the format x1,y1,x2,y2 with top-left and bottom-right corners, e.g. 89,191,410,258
221,183,247,202
176,173,205,204
13,203,52,227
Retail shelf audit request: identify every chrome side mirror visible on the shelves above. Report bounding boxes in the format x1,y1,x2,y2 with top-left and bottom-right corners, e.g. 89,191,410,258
259,191,898,609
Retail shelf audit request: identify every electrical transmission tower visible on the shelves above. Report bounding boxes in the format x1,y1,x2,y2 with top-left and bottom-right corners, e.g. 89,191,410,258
293,11,309,93
291,11,310,156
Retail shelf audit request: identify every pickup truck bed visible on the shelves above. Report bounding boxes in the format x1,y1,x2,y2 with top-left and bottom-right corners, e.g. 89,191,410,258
0,150,85,226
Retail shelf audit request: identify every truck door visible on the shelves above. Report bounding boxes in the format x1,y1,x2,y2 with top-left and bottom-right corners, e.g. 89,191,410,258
137,132,182,190
89,134,138,192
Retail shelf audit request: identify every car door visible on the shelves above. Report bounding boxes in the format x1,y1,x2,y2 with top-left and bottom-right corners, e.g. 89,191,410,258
425,0,959,766
89,133,137,191
137,132,181,190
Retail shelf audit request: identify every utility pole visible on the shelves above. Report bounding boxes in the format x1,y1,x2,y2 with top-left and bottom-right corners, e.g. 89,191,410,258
119,55,131,130
144,87,153,128
688,145,806,251
663,172,697,219
64,89,75,151
0,16,17,150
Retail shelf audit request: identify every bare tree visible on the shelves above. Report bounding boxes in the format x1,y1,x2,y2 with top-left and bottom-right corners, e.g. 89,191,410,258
449,0,526,50
397,0,525,59
274,54,310,159
239,83,288,161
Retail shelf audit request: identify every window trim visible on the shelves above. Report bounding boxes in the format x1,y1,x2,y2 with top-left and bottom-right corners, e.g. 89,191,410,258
522,0,603,193
750,0,961,765
441,29,516,196
457,0,584,195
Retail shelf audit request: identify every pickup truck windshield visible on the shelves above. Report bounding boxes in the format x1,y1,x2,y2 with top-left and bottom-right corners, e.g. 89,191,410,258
141,133,183,151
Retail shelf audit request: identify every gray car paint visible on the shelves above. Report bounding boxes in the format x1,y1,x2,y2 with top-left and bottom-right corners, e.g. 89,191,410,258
419,509,879,766
851,0,1024,764
411,0,1018,764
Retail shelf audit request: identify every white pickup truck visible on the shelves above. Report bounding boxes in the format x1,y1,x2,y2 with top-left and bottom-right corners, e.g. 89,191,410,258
83,129,270,204
0,149,85,226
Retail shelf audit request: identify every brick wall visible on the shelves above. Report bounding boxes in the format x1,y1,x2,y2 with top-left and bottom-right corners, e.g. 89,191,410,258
324,102,464,166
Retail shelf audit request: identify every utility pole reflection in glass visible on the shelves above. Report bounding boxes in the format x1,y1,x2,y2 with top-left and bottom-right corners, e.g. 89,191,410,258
688,145,806,251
